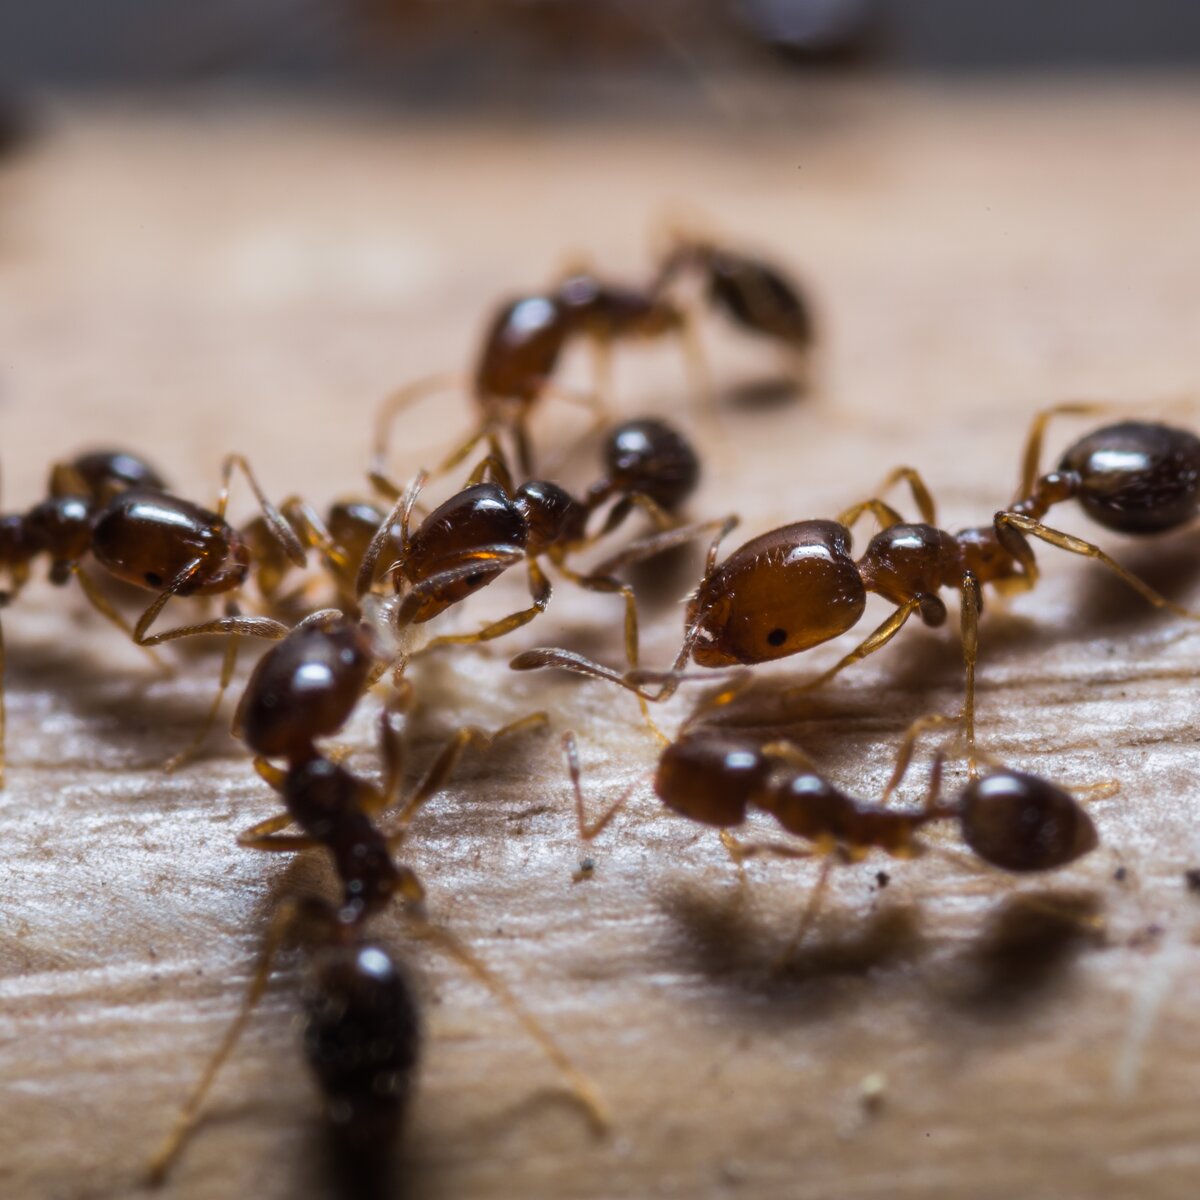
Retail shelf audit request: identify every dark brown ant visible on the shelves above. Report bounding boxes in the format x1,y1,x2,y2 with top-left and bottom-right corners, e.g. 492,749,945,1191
147,611,608,1183
356,419,716,680
0,449,305,781
514,404,1200,760
564,710,1102,952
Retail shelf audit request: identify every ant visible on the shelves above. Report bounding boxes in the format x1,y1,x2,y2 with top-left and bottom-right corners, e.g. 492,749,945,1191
146,611,608,1185
370,234,810,478
513,403,1200,761
355,418,720,682
0,447,305,781
564,708,1102,954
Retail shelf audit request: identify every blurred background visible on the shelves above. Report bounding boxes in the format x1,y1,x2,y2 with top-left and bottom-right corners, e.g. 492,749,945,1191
6,1,1200,103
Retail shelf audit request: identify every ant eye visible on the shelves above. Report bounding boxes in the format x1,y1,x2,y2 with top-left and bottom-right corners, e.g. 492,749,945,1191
465,572,485,587
144,571,163,587
767,628,787,647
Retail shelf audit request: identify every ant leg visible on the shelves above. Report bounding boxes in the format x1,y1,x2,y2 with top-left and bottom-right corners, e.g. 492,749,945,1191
995,511,1200,618
217,455,305,568
587,491,680,545
879,712,960,804
959,572,981,773
562,731,643,841
839,467,939,531
280,497,353,583
239,832,319,852
356,470,426,600
406,914,610,1134
252,757,287,789
512,416,536,480
720,830,814,869
784,598,922,698
1015,401,1115,501
371,371,469,477
133,566,290,647
386,712,550,840
464,432,516,494
590,333,615,414
837,499,905,534
589,512,738,578
71,565,165,668
162,631,241,773
773,855,836,968
557,563,640,668
417,559,552,652
145,898,301,1185
881,467,938,525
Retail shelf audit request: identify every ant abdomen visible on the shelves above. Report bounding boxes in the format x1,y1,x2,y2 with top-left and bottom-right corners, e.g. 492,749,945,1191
654,734,771,826
959,770,1098,872
239,619,375,760
302,941,420,1143
602,418,700,512
91,490,250,594
704,248,814,351
1058,420,1200,534
687,519,865,667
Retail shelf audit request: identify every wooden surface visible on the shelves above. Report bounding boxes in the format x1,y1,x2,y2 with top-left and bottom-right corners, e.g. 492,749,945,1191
3,84,1200,1200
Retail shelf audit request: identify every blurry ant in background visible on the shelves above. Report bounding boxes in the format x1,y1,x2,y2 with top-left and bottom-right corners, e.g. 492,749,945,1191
564,706,1104,957
370,231,812,478
147,611,608,1186
0,447,305,782
514,403,1200,761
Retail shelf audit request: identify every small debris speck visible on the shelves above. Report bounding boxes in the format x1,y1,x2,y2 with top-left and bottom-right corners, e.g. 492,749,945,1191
1185,868,1200,893
1114,867,1127,883
875,871,890,889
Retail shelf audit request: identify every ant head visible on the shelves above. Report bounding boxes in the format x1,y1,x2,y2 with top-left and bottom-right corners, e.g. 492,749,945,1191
959,770,1098,873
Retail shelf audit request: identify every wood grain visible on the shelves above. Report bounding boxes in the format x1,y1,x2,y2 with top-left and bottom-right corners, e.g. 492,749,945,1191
2,84,1200,1200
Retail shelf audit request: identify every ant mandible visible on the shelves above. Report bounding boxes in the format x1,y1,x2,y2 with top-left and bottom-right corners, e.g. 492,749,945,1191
514,403,1200,761
147,611,608,1185
0,447,305,781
